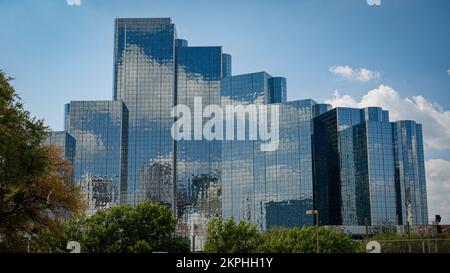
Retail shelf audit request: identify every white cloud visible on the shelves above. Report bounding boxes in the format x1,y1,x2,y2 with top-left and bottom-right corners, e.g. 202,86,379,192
325,85,450,151
367,0,381,6
426,159,450,224
447,69,450,76
329,65,380,82
67,0,81,6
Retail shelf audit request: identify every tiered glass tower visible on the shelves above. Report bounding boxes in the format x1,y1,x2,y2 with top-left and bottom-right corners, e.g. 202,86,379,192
46,18,428,250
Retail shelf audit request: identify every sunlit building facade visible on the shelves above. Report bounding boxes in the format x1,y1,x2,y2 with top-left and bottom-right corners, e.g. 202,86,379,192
113,18,177,207
393,120,428,225
113,19,225,249
220,71,331,229
50,18,428,248
314,107,428,226
64,101,129,215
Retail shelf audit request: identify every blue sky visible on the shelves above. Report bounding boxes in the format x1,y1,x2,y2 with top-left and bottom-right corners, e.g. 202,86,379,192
1,0,450,222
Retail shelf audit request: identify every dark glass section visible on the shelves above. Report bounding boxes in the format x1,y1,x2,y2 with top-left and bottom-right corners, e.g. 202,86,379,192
268,77,287,103
315,107,405,225
352,121,397,225
66,101,128,215
265,199,313,229
222,53,232,78
64,104,70,131
313,108,341,225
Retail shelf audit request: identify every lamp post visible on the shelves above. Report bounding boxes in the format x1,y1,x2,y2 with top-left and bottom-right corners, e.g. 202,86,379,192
306,210,320,253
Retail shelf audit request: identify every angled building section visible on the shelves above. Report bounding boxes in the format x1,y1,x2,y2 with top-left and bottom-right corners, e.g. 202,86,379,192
393,120,428,225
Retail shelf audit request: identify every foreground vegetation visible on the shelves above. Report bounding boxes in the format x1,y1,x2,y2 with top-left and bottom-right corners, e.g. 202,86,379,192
39,201,190,253
0,70,189,253
205,218,363,253
0,70,85,252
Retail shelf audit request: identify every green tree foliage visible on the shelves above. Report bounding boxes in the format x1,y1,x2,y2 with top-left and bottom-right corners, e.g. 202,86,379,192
50,201,190,253
204,218,261,253
258,226,362,253
0,70,85,252
204,217,362,253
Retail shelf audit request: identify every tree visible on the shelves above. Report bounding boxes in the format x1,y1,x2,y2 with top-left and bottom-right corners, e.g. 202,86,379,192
0,70,85,252
204,218,261,253
258,226,362,253
51,201,190,253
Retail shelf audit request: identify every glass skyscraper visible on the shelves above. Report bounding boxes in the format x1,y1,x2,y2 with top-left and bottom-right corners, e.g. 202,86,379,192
393,120,428,225
113,18,177,208
314,107,428,226
174,42,223,248
47,18,428,249
113,19,225,249
64,101,128,215
221,71,330,229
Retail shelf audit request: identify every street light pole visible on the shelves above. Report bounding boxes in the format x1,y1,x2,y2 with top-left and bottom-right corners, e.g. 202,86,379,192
306,210,320,253
316,211,320,254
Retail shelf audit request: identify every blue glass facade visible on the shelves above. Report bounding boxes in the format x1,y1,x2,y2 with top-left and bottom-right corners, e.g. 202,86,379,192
393,121,428,225
314,107,428,226
52,18,428,244
65,101,128,215
313,107,363,225
221,72,274,104
221,71,330,229
350,119,397,225
268,77,287,104
175,44,223,247
113,18,177,207
221,53,232,78
112,18,227,248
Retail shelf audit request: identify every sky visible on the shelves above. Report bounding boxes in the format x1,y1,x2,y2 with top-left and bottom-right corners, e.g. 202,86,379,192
0,0,449,223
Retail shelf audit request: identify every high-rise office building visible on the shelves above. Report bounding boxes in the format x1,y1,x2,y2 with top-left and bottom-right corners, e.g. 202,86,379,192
65,101,128,215
393,120,428,225
314,107,428,226
174,42,223,248
313,107,364,225
222,98,330,229
221,71,331,229
342,110,397,226
50,18,428,247
113,19,225,248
